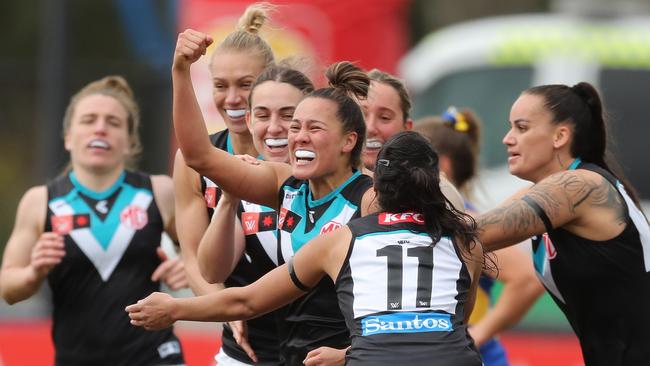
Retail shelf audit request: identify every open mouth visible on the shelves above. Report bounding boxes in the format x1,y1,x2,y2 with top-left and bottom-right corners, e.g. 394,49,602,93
265,138,288,150
294,149,316,163
87,139,110,150
225,109,246,119
365,139,383,150
507,152,520,161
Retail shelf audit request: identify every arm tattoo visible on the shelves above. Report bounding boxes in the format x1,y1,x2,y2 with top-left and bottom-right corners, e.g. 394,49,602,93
589,177,627,225
525,172,626,228
478,171,625,246
477,199,544,241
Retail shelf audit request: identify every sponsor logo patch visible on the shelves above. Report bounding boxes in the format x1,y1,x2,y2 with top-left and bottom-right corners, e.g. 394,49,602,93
320,220,342,234
361,312,452,336
378,212,424,225
279,208,301,233
543,233,557,259
51,214,91,235
157,340,181,359
204,187,218,208
242,212,259,235
120,205,148,230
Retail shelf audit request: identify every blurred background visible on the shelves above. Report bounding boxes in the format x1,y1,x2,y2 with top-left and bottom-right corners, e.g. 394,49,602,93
1,0,649,365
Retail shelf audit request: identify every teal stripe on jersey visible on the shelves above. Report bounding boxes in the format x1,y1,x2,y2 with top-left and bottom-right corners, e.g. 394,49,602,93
226,133,264,160
69,171,125,200
289,195,358,253
532,236,546,275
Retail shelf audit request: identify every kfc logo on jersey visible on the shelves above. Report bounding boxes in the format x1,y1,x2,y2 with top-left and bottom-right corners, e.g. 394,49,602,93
320,221,342,234
378,212,424,225
543,233,557,259
204,187,217,208
120,205,148,230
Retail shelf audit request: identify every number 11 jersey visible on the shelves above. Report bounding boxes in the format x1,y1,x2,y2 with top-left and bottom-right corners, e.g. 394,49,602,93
337,212,482,365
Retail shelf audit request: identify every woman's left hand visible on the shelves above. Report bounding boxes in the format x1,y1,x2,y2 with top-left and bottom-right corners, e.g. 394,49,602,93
126,292,175,330
151,247,189,290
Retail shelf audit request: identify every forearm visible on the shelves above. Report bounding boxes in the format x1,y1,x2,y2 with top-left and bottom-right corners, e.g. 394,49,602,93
197,197,241,283
171,287,256,323
172,69,214,171
182,256,224,296
477,200,544,252
0,267,43,304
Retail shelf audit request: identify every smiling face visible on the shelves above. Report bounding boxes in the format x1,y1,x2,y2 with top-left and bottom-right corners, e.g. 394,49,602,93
288,97,356,180
64,94,131,173
360,81,412,170
504,93,565,182
210,50,266,134
247,81,305,163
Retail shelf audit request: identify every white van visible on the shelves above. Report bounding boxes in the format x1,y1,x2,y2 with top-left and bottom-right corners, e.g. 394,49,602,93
399,14,650,212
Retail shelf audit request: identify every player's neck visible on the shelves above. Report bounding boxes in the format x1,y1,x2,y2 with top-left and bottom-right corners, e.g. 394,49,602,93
230,131,258,156
72,166,125,192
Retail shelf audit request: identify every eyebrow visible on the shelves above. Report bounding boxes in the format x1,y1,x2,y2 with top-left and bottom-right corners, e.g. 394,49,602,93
291,118,324,125
512,118,531,124
253,106,296,113
377,107,396,114
212,75,256,82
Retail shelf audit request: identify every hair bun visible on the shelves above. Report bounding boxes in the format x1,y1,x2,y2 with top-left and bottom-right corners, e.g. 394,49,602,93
237,2,275,35
100,75,134,98
325,61,369,100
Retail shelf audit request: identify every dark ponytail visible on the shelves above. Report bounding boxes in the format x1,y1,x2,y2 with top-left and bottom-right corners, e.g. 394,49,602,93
374,131,478,253
525,82,641,205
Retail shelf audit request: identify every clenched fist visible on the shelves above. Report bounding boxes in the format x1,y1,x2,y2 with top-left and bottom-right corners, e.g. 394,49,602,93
172,29,214,71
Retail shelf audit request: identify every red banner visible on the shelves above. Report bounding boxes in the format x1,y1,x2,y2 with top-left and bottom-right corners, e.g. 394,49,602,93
177,0,411,133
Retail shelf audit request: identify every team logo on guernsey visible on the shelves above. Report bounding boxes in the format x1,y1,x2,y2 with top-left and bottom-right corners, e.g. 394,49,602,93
361,312,452,336
204,186,218,208
320,220,342,234
279,208,301,233
378,212,424,225
542,233,557,259
241,212,277,235
120,205,148,230
51,214,91,235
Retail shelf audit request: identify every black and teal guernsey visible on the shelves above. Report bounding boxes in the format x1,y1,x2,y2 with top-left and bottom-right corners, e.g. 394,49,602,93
334,212,482,365
529,162,650,366
277,170,373,365
45,170,184,366
201,130,282,365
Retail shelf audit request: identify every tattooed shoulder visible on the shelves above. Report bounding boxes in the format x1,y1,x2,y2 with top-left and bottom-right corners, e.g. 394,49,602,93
530,170,626,225
587,175,627,225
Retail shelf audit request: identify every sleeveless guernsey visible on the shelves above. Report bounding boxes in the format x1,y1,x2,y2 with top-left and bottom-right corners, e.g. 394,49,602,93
201,130,282,365
46,171,184,366
276,171,373,365
336,212,482,365
529,162,650,366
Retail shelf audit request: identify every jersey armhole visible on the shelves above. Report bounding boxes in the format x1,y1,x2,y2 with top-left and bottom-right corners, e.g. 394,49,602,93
522,195,554,232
